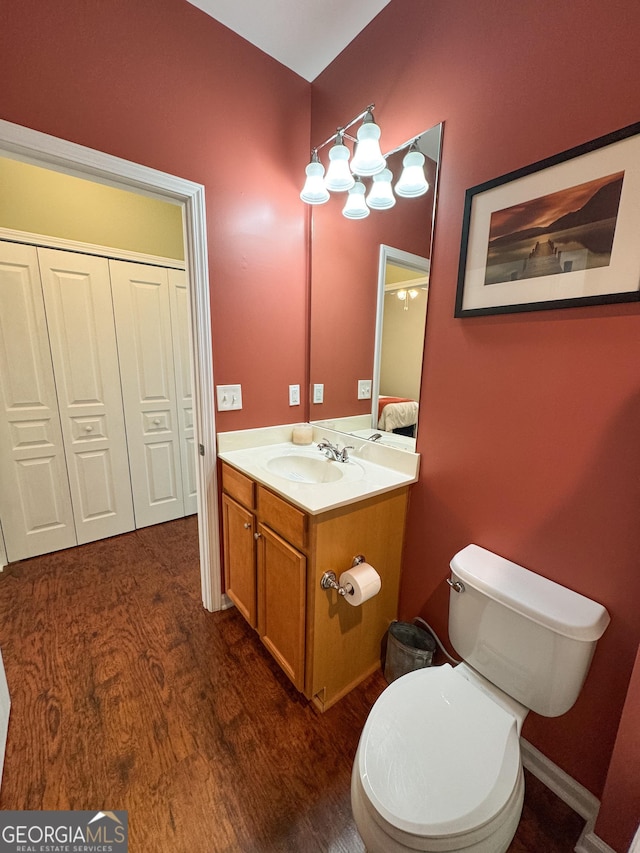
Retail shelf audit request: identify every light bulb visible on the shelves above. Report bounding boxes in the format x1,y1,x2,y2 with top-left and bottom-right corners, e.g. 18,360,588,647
395,149,429,197
324,136,354,192
342,180,370,219
350,112,386,177
300,155,329,204
367,168,395,210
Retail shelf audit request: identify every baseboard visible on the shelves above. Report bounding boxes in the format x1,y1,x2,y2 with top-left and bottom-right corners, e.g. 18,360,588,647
521,738,616,853
575,827,618,853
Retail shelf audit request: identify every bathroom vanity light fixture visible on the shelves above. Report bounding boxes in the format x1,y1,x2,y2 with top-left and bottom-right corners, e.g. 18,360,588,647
343,179,370,219
395,144,430,197
300,106,430,218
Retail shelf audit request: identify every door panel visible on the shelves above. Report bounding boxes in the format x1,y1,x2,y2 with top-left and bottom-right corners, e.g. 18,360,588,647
0,241,76,560
257,524,306,691
110,260,184,527
169,268,197,515
38,249,135,544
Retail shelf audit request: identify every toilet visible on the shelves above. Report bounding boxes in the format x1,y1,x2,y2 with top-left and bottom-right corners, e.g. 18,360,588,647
351,544,610,853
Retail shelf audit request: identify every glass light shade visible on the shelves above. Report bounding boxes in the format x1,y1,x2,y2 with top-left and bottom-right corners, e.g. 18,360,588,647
395,150,429,197
367,168,395,210
342,181,370,219
324,141,355,192
300,159,329,204
396,290,407,300
350,118,386,177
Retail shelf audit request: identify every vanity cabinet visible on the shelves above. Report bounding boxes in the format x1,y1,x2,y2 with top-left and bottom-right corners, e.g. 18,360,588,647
221,460,409,711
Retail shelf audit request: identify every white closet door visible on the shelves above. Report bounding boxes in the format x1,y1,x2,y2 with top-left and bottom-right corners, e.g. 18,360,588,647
169,268,197,516
0,241,76,561
38,248,135,544
110,260,184,527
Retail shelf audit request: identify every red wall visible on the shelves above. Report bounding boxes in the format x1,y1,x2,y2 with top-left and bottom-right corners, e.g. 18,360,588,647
596,644,640,851
312,0,640,807
0,0,310,431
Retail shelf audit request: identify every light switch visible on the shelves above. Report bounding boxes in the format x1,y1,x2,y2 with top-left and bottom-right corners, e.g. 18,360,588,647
358,379,372,400
216,384,242,411
289,384,300,406
313,383,324,404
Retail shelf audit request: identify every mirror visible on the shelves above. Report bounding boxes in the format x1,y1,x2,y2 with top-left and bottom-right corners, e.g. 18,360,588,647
309,123,442,451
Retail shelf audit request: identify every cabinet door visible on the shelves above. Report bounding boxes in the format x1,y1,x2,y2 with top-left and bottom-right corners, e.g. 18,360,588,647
257,523,306,691
168,268,197,516
222,494,257,627
0,241,76,561
38,248,135,544
110,260,184,528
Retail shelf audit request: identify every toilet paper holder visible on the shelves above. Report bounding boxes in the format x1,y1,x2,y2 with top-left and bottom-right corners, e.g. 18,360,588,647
320,555,365,597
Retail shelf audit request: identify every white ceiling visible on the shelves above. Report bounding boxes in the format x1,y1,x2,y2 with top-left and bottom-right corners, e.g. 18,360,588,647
185,0,393,82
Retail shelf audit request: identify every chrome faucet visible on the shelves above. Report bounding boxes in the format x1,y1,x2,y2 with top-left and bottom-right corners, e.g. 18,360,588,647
317,439,354,463
368,433,383,442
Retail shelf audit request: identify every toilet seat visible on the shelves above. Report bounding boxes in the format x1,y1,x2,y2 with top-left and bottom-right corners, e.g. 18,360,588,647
357,664,521,840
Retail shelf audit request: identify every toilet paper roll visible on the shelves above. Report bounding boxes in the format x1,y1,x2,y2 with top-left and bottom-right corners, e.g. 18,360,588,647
339,563,381,606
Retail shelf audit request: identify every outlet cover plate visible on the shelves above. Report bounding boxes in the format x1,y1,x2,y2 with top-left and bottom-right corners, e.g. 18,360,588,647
289,384,301,406
313,383,324,404
358,379,372,400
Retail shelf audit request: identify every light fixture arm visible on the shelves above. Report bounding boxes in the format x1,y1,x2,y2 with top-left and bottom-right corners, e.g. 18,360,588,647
313,103,375,154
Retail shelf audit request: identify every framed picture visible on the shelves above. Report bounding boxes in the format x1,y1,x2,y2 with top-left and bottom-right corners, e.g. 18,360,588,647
455,121,640,317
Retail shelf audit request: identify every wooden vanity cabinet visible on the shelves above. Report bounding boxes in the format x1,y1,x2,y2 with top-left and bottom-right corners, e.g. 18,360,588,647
221,465,257,627
221,460,409,711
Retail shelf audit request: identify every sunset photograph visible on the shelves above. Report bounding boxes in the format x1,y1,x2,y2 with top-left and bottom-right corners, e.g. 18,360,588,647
483,171,624,285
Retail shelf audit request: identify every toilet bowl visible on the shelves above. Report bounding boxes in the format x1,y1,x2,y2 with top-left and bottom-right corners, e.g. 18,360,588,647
351,664,525,852
351,545,610,853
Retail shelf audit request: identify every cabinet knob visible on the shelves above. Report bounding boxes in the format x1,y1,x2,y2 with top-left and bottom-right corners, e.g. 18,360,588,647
243,522,251,529
254,532,262,540
85,425,93,432
153,418,161,425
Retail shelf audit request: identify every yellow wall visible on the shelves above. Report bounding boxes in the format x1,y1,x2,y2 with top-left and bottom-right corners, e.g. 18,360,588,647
0,157,184,260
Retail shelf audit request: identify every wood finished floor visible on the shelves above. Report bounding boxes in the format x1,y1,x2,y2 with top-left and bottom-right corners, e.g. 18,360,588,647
0,517,585,852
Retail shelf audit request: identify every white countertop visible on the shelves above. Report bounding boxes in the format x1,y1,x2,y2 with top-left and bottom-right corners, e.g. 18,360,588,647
217,424,419,515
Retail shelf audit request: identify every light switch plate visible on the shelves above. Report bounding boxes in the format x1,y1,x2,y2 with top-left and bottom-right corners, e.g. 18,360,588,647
289,384,300,406
216,384,242,411
313,383,324,404
358,379,372,400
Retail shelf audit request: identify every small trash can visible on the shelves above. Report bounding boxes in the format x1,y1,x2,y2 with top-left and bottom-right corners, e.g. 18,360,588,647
384,621,436,683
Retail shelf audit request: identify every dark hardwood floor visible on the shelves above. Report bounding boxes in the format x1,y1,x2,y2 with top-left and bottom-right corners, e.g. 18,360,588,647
0,517,584,851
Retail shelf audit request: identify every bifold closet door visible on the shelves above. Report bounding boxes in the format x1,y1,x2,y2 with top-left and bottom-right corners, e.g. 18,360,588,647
0,241,76,561
38,248,135,545
168,268,197,516
110,260,185,527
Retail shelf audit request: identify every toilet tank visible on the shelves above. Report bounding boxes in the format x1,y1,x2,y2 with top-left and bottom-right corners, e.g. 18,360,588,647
448,545,610,717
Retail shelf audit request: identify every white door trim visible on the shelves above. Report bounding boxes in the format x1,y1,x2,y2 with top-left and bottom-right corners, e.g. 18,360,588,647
0,118,221,611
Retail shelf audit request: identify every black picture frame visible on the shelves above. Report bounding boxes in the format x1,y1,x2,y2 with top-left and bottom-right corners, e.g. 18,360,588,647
455,121,640,317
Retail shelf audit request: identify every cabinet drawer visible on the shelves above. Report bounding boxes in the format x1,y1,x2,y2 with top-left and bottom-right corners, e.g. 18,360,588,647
222,462,255,510
258,486,307,550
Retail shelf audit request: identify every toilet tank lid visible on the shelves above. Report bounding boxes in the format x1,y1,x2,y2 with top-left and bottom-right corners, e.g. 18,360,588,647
450,545,610,641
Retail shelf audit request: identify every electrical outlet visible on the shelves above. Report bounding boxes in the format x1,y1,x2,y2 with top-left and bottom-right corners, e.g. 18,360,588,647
358,379,372,400
216,384,242,411
289,384,300,406
313,383,324,404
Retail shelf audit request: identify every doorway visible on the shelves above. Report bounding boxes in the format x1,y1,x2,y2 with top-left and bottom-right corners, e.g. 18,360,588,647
0,118,221,611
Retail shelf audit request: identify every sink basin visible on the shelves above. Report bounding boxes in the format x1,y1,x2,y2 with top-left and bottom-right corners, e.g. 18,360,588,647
266,453,344,484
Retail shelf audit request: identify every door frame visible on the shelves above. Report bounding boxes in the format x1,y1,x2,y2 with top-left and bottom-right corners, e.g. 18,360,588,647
0,118,221,611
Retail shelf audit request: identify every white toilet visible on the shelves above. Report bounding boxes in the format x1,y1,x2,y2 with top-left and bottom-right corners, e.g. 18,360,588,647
351,544,610,853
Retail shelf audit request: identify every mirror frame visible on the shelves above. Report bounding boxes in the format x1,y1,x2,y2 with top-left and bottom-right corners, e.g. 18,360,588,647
372,244,431,439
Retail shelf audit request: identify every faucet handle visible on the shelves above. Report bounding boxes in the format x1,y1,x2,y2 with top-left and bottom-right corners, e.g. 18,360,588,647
340,445,354,462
